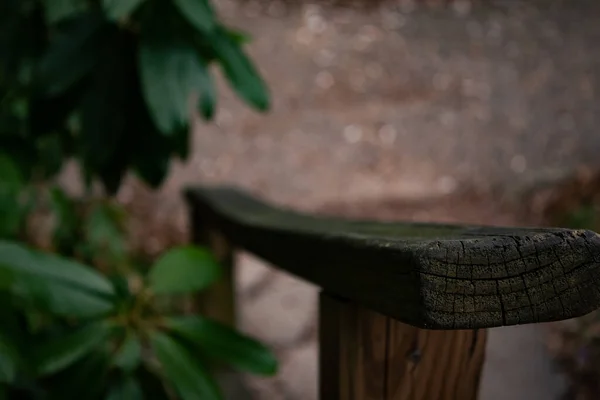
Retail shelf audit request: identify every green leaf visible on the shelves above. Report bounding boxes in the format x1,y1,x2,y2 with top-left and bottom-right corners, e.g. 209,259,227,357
103,0,145,21
197,64,216,121
85,202,127,265
0,268,13,291
36,11,110,96
0,240,115,297
149,331,222,400
211,28,269,111
0,197,23,240
136,364,170,400
0,332,21,383
0,136,37,181
225,28,252,45
129,89,172,187
0,293,29,346
78,28,136,194
105,375,144,400
173,0,215,33
43,0,87,24
35,322,111,376
0,153,23,190
28,77,90,138
12,274,115,317
35,134,67,179
171,126,191,160
148,246,221,295
0,240,115,316
166,316,277,375
50,188,76,227
563,204,597,230
49,187,79,254
46,350,111,400
124,31,173,188
0,0,22,80
109,274,131,301
139,37,216,134
0,153,26,239
113,334,141,372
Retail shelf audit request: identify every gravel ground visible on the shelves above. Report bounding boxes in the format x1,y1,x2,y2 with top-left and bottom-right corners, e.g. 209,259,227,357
99,0,600,398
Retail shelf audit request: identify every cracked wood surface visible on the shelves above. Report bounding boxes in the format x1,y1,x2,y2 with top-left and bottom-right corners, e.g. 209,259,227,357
185,186,600,330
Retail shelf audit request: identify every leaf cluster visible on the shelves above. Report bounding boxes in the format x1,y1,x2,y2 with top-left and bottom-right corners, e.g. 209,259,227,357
1,0,269,194
0,1,276,398
0,241,277,399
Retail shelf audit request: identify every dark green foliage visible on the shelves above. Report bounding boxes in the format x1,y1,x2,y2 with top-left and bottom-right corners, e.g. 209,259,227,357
2,0,269,194
0,240,278,399
0,0,277,398
148,246,221,295
166,316,278,375
210,27,269,111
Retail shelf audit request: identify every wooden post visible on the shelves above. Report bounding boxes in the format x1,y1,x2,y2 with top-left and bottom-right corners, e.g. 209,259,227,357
189,205,236,326
189,205,253,399
319,292,487,400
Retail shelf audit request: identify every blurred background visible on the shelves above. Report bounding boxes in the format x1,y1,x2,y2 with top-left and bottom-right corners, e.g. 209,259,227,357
2,0,600,398
108,0,599,399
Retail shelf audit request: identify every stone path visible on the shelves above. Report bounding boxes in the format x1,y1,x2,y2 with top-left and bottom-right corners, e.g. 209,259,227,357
116,1,600,398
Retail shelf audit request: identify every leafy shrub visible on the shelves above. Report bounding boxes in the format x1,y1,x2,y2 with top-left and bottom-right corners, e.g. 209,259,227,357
0,240,277,399
1,0,268,193
0,0,276,398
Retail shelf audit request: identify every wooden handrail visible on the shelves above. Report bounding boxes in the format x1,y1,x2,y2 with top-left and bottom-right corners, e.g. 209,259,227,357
185,186,600,330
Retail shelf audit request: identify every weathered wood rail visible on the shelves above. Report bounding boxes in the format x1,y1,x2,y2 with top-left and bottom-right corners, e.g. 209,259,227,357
185,186,600,400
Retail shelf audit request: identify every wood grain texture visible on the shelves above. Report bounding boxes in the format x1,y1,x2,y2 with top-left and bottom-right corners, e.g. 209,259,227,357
319,293,486,400
185,186,600,329
320,292,388,400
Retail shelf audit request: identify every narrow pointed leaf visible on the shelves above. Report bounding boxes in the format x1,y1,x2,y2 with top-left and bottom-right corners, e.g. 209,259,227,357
12,273,115,317
0,332,21,383
173,0,215,32
49,187,79,254
197,65,216,121
225,28,252,45
85,203,127,265
0,154,26,239
0,240,115,297
139,38,216,134
127,41,173,187
43,0,87,24
150,331,221,400
102,0,145,21
148,246,221,295
131,125,171,188
211,29,269,111
0,153,23,189
35,322,111,376
166,316,277,375
113,334,141,372
36,11,110,96
78,28,137,194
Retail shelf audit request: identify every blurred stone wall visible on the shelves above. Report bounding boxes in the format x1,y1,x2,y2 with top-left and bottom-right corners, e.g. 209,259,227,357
170,0,600,209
